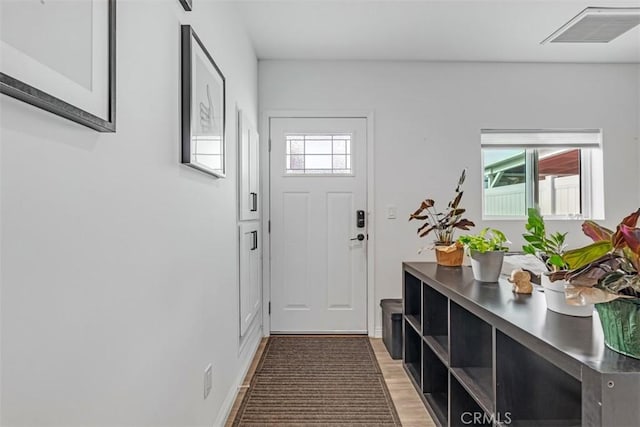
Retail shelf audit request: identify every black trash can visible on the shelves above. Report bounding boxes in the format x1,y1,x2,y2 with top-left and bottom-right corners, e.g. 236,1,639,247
380,298,403,360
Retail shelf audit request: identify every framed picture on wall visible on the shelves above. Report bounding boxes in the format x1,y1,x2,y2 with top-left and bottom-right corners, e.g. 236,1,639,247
0,0,116,132
179,0,193,12
181,25,226,178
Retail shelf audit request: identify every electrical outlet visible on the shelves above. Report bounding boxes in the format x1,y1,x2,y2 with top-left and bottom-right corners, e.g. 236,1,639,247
204,364,212,399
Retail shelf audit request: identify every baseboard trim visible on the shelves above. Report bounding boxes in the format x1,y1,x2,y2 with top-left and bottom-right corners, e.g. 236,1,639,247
374,327,382,338
214,324,263,427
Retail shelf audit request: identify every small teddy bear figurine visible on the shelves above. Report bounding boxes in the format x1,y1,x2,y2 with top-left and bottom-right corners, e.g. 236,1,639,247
508,268,533,294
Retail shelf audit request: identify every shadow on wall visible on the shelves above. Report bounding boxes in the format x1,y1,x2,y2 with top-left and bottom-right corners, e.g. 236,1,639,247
1,96,100,152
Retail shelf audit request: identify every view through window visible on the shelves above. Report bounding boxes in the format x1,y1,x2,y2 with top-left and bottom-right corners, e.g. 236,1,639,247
481,130,603,218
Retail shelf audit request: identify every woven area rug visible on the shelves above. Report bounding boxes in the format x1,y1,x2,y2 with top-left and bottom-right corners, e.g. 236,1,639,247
232,336,401,426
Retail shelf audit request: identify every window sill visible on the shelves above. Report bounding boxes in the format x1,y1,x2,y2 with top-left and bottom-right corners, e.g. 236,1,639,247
482,215,601,221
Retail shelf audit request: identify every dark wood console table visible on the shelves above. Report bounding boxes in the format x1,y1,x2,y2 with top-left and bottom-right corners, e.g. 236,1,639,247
403,262,640,427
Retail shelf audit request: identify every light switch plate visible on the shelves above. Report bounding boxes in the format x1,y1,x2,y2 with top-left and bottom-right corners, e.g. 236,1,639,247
387,205,397,219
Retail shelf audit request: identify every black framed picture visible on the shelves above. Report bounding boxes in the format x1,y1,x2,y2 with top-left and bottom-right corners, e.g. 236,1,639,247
179,0,193,12
181,25,226,178
0,0,116,132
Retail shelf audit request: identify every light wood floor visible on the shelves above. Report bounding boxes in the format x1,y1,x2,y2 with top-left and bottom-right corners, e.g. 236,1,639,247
225,337,434,427
370,338,435,427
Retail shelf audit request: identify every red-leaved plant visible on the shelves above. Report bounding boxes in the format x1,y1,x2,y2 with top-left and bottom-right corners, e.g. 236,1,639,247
561,209,640,305
409,169,475,247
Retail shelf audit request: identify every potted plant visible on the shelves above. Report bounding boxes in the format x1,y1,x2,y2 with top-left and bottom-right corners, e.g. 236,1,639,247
560,209,640,358
522,208,593,317
457,228,509,282
409,169,475,266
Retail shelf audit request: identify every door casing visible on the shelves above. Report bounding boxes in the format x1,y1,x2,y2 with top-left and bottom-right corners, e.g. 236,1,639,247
260,110,376,336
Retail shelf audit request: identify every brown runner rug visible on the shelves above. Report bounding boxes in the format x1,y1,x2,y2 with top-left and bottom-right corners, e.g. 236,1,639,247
232,336,401,426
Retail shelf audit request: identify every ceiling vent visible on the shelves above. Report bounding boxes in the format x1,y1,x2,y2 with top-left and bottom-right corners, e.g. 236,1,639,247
542,7,640,43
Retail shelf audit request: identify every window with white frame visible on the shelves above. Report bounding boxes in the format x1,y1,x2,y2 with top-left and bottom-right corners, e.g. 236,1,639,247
481,129,604,219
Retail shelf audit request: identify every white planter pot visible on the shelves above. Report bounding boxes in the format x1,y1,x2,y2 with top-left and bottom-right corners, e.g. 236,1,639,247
469,250,505,283
541,274,593,317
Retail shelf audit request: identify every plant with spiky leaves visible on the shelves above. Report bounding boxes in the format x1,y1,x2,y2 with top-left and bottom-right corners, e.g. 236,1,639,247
409,169,475,246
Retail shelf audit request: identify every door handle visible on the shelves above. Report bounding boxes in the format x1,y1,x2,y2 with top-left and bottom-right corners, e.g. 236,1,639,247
251,231,258,250
350,234,365,241
250,192,258,212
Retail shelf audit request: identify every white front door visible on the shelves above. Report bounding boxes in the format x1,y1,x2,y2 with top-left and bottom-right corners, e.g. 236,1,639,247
270,117,368,333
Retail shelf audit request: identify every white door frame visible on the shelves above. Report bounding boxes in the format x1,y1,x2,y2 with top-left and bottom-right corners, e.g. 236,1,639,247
261,110,376,337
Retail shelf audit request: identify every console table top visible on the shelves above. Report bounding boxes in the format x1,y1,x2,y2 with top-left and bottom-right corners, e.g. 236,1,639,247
403,261,640,376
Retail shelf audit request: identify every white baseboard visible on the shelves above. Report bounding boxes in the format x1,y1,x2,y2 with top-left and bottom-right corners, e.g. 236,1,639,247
214,323,264,427
374,327,382,338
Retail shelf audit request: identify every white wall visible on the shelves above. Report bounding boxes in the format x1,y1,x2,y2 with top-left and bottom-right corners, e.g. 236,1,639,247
0,1,259,425
259,60,640,335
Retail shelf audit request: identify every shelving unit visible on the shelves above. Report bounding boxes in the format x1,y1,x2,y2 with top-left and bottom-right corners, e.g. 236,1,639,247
404,319,421,387
450,301,492,415
451,374,491,427
404,271,422,334
423,285,449,363
402,262,640,427
423,341,448,426
496,332,580,427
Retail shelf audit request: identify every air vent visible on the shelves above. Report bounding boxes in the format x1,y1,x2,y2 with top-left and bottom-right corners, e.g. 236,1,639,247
542,7,640,43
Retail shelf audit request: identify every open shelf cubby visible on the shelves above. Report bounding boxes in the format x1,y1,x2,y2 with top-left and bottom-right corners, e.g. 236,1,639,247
496,332,581,427
404,318,422,388
423,283,449,362
403,262,640,427
450,374,492,427
404,271,421,334
423,342,448,426
450,301,493,414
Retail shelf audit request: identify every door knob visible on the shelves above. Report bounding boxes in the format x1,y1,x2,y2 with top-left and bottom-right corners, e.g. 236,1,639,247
350,234,365,241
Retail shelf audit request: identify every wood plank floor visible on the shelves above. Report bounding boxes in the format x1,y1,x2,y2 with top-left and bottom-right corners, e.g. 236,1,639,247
370,338,435,427
225,337,434,427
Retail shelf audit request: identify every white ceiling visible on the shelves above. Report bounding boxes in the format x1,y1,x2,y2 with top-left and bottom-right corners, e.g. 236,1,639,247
234,0,640,63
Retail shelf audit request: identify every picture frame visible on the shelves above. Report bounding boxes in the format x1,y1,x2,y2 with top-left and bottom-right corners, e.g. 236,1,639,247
179,0,193,12
181,25,226,178
0,0,116,132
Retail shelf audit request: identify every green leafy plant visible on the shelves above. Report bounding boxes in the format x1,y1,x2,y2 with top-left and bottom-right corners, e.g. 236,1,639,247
409,169,475,245
458,228,509,253
522,208,568,272
562,209,640,304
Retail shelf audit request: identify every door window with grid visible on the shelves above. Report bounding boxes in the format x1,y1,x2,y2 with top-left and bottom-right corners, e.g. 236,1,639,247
285,134,352,175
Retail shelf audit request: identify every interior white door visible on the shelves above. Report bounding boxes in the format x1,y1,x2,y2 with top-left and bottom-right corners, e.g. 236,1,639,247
238,110,260,221
270,117,367,333
239,222,261,336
